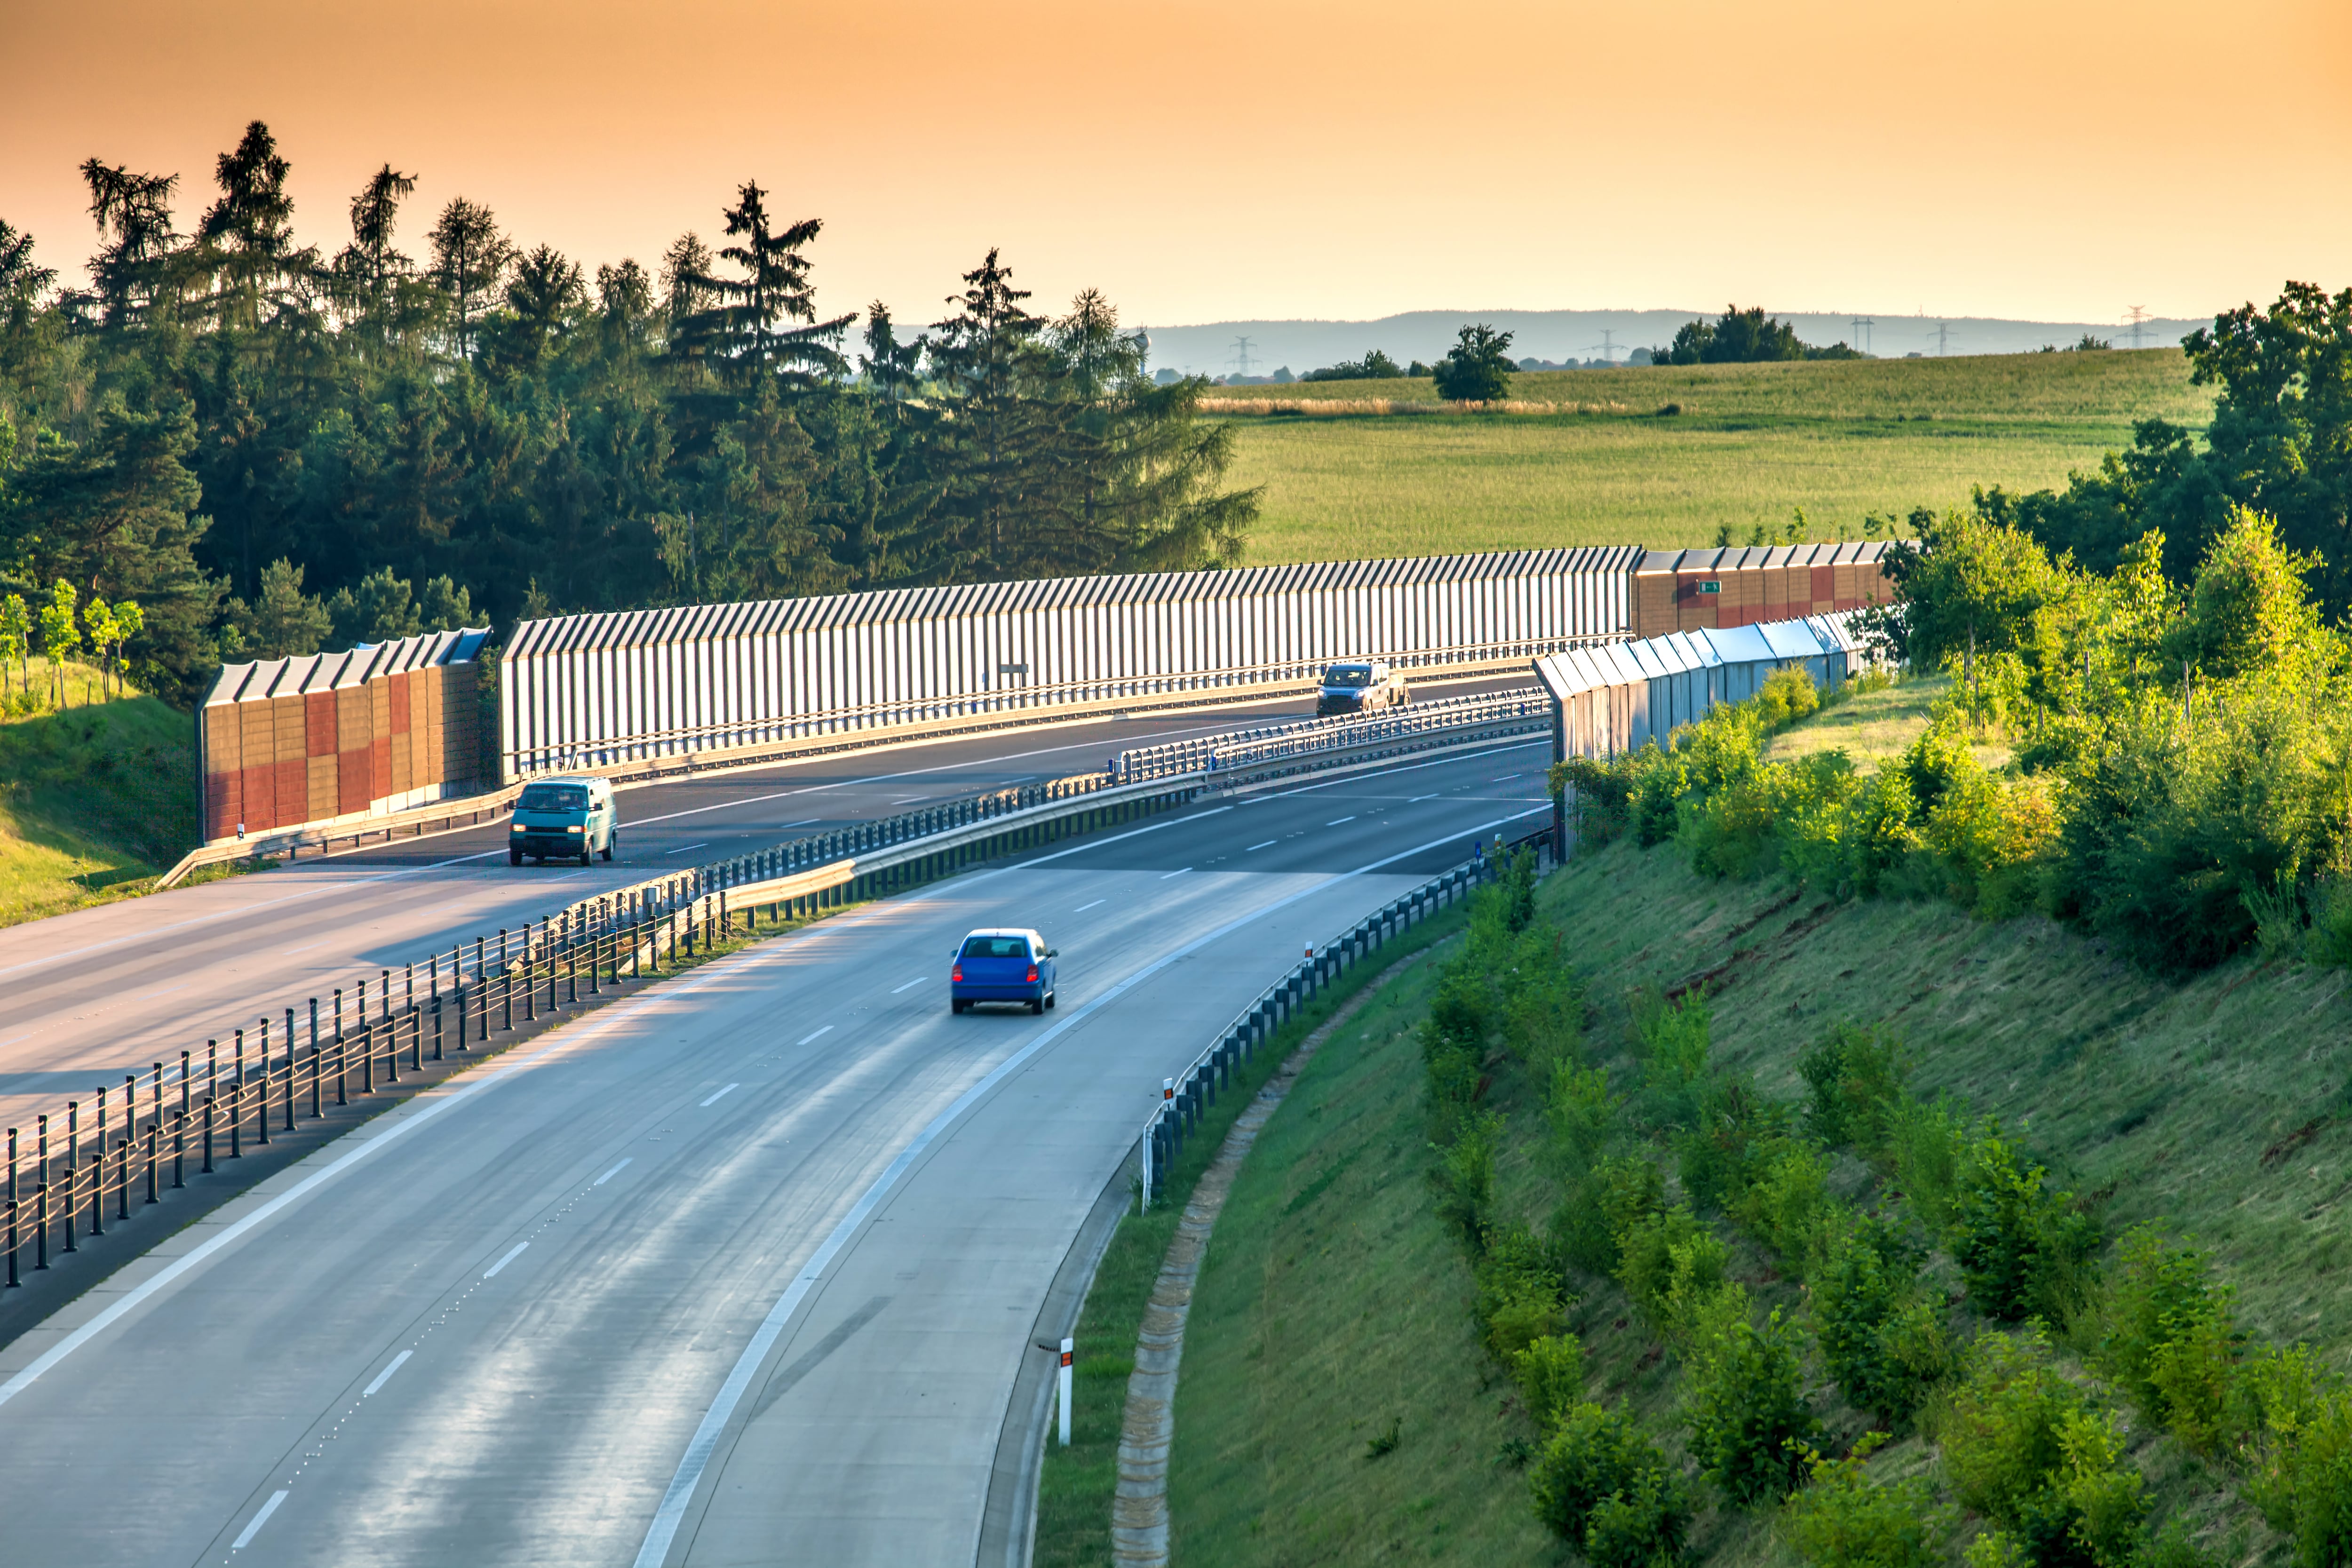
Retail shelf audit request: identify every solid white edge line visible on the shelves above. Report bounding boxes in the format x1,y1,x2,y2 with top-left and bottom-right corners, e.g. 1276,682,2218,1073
0,947,755,1411
795,1026,833,1046
362,1349,412,1397
628,802,1549,1568
483,1241,530,1279
699,1083,740,1107
595,1158,633,1186
231,1488,288,1550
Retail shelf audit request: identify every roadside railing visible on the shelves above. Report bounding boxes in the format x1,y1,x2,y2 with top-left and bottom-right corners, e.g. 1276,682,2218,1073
1115,687,1549,784
1136,846,1519,1209
0,690,1546,1297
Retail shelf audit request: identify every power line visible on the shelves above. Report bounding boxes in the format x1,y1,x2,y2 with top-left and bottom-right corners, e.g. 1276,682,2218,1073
1229,336,1256,378
1585,330,1622,364
2123,305,2152,350
1849,316,1875,354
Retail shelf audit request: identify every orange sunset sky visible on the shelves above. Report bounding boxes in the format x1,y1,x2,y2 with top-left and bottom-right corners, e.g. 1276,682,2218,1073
3,0,2349,333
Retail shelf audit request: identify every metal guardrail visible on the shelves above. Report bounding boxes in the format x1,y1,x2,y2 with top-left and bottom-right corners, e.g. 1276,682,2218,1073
0,691,1539,1295
1116,687,1549,783
1136,847,1516,1208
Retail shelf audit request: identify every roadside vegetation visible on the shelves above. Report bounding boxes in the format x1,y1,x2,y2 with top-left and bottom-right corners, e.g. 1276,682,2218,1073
1170,821,2352,1567
0,661,200,924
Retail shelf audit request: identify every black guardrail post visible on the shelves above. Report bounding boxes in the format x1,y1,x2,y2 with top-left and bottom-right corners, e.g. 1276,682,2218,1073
253,1024,269,1146
226,1037,241,1162
34,1115,48,1268
171,1109,183,1190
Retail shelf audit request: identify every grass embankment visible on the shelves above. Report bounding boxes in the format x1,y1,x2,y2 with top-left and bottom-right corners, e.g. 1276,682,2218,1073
0,668,201,925
1215,350,2213,565
1033,897,1473,1568
1168,934,1560,1564
1164,804,2352,1560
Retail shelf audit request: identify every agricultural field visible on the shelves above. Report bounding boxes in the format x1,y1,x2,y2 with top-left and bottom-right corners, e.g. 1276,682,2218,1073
1215,349,2215,564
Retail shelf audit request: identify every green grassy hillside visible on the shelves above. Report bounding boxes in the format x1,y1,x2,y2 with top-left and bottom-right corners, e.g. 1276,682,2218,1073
0,667,202,925
1211,350,2213,564
1165,830,2352,1564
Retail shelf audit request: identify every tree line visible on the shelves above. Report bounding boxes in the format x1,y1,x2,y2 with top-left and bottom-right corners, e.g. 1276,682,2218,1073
0,121,1260,700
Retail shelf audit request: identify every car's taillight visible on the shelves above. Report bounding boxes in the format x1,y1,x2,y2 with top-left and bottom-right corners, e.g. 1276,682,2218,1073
952,965,963,982
1025,965,1039,983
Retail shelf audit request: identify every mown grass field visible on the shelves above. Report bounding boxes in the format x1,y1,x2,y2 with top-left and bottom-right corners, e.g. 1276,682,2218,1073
1160,680,2352,1564
1216,349,2214,565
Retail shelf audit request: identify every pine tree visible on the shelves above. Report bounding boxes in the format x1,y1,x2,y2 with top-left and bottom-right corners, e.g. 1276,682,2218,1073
669,182,853,388
427,197,514,360
78,160,182,328
198,121,316,331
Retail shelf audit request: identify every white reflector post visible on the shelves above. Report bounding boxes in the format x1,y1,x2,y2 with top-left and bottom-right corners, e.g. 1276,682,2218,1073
1058,1336,1074,1447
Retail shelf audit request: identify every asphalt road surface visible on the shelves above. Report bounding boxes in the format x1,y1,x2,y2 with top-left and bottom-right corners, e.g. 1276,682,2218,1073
0,677,1528,1135
0,739,1551,1566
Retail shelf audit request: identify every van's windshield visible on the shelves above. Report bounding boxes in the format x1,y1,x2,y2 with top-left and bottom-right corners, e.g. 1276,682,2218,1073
519,784,589,812
1322,666,1372,688
960,936,1032,959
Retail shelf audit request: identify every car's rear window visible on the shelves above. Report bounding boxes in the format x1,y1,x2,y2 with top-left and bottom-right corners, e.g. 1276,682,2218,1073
1323,665,1371,687
961,936,1032,959
519,784,589,812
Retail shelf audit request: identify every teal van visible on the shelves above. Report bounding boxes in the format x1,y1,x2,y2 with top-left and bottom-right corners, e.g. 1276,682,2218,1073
509,776,618,866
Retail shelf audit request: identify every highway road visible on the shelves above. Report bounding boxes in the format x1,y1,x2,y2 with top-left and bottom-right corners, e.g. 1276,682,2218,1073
0,677,1524,1136
0,738,1551,1567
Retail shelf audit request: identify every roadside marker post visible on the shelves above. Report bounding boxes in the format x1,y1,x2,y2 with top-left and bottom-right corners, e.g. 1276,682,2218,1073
1059,1337,1074,1446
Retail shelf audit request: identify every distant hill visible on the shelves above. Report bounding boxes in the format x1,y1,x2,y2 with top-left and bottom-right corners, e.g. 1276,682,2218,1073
1140,309,2209,378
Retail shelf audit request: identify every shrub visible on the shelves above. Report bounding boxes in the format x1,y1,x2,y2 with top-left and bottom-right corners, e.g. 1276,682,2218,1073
1548,1064,1621,1173
1799,1021,1910,1155
1884,1093,1965,1229
1434,1110,1502,1245
1731,1141,1836,1273
1935,1327,2148,1565
2098,1226,2238,1452
1615,1205,1728,1338
2236,1357,2352,1568
1512,1334,1587,1431
1812,1214,1950,1423
1785,1433,1953,1568
1553,1153,1663,1277
1675,1075,1794,1214
2310,879,2352,970
1682,1306,1820,1504
1478,1224,1571,1360
2239,1345,2338,1533
1583,1468,1693,1568
1633,989,1712,1130
1948,1122,2099,1324
1531,1401,1691,1564
1938,1329,2084,1526
1756,664,1821,729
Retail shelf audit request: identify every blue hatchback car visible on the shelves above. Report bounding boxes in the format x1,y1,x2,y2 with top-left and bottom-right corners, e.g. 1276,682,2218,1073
951,929,1058,1015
